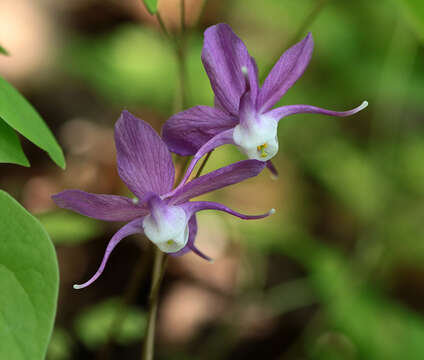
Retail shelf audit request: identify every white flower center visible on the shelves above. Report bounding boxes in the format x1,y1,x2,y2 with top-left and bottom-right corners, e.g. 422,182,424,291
142,203,189,253
233,115,279,161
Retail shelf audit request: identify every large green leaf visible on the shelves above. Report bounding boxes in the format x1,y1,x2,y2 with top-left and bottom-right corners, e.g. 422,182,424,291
0,190,59,360
0,76,65,168
395,0,424,41
0,117,29,166
142,0,158,14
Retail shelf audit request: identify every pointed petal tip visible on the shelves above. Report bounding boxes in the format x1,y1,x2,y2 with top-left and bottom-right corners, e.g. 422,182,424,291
359,100,369,110
191,245,213,262
73,284,83,290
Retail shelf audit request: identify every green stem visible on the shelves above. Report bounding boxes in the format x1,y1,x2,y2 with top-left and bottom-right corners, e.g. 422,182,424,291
194,0,208,29
156,12,171,40
141,4,190,359
194,150,213,179
175,45,188,110
97,248,149,360
142,248,167,360
180,0,186,34
175,0,188,110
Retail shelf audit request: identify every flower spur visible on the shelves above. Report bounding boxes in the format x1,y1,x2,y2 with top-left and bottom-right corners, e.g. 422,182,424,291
52,111,273,289
162,23,368,176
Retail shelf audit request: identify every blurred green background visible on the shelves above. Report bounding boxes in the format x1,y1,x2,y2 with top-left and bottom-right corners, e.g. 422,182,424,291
1,0,424,359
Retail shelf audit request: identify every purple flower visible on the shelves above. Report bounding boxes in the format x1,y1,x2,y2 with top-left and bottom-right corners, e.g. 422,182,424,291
52,111,273,289
162,24,368,174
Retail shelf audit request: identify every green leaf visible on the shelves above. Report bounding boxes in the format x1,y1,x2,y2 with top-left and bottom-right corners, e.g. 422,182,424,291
0,75,65,168
395,0,424,41
0,45,9,56
0,117,29,166
0,190,59,360
142,0,158,14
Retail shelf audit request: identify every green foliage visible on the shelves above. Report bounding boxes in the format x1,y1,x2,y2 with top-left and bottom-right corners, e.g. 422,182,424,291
0,45,9,56
38,211,102,245
0,76,65,168
0,190,59,360
306,139,390,221
65,26,211,113
242,221,424,360
142,0,158,15
0,118,29,166
310,251,424,360
395,0,424,41
74,298,147,349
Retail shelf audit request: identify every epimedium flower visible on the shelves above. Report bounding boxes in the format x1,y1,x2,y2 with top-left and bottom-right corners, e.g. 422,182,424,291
162,23,368,175
52,111,273,289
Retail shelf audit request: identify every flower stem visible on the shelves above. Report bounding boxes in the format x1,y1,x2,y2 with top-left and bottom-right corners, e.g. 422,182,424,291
142,248,168,360
96,247,150,360
156,12,171,40
141,4,189,359
194,0,208,29
195,150,213,178
175,0,188,110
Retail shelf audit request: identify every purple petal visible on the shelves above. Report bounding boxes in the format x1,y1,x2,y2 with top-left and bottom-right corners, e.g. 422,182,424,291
169,215,197,257
238,87,257,129
115,111,175,198
168,215,211,261
202,23,259,115
257,33,314,113
266,101,369,121
73,218,144,289
172,128,236,189
52,190,148,221
266,160,279,179
169,159,266,205
181,201,275,220
162,106,237,156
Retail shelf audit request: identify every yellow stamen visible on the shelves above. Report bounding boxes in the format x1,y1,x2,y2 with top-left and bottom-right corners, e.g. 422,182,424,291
257,143,268,158
167,240,174,245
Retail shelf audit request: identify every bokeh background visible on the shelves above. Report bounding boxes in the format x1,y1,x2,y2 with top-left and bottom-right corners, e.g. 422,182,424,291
1,0,424,359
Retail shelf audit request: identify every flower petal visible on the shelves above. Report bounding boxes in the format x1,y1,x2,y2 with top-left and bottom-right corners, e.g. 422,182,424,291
52,190,148,221
115,111,175,198
169,159,265,205
181,201,275,220
266,101,369,121
172,128,236,188
169,215,212,261
168,215,197,256
266,160,279,179
73,218,144,289
202,23,259,115
162,105,237,156
257,33,314,113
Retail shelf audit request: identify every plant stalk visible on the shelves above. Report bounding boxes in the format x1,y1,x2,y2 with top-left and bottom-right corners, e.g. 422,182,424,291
142,248,167,360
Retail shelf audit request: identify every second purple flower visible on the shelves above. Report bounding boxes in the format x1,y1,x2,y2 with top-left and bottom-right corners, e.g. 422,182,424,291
163,24,368,174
